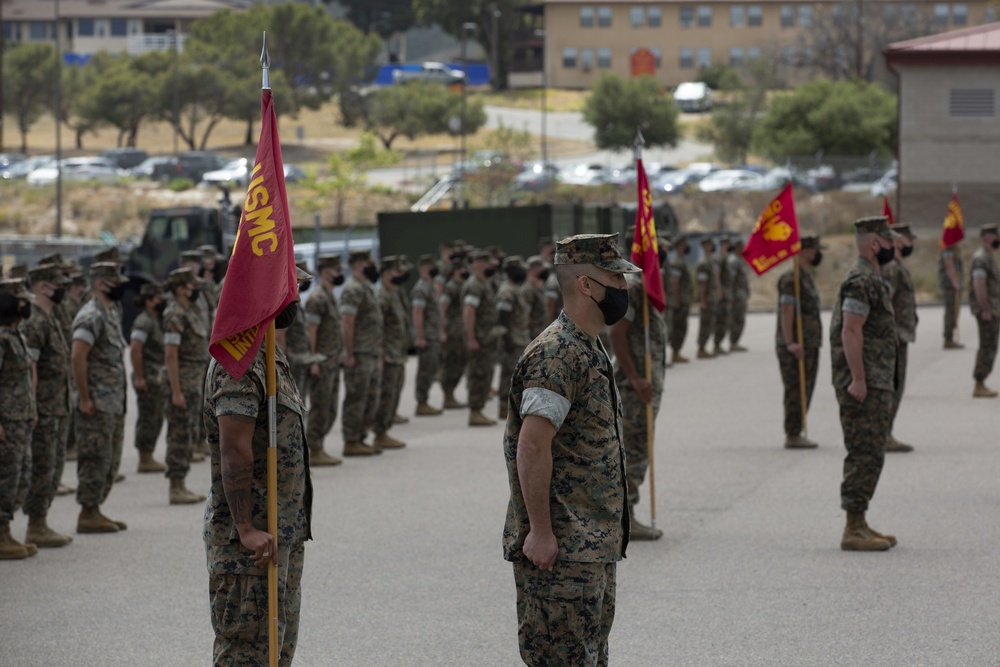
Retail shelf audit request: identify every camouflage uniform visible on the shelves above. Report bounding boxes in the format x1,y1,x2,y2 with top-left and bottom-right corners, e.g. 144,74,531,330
0,322,34,527
72,297,127,509
613,275,667,507
462,274,498,411
130,309,165,454
830,256,896,514
304,284,342,450
283,312,312,398
668,254,692,353
411,276,441,404
162,298,209,480
544,272,563,323
728,251,750,346
203,345,312,667
340,275,383,443
439,276,468,398
969,246,1000,381
882,254,918,430
496,274,531,412
939,246,964,344
521,277,548,340
21,302,71,519
504,311,630,667
713,252,733,348
775,267,822,438
373,284,407,436
695,254,717,350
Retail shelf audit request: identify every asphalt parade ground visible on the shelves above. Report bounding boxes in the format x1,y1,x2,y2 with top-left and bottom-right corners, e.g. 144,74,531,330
3,305,999,667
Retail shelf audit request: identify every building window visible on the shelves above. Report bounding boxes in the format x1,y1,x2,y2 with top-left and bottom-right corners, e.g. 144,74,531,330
748,6,763,26
949,88,995,117
780,46,796,65
748,46,761,60
679,47,695,68
597,47,612,68
562,47,578,68
631,6,645,27
580,7,594,28
28,22,48,40
952,3,968,24
110,18,127,36
77,18,95,37
697,47,712,67
680,6,695,26
97,19,106,37
902,3,917,23
2,22,13,41
798,6,813,26
581,48,595,70
934,4,949,23
648,6,662,26
650,47,663,67
598,6,613,27
730,47,744,66
780,5,795,27
698,6,713,26
731,6,745,26
988,4,996,20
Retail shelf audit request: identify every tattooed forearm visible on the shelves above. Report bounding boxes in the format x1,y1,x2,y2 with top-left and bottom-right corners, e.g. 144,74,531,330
221,461,254,525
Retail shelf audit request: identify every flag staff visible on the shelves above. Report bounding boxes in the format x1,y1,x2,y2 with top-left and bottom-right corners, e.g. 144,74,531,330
260,31,280,667
793,254,808,437
635,128,657,534
953,183,960,344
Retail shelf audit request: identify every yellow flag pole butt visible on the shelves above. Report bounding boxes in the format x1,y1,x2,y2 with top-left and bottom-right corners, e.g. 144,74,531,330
793,256,808,437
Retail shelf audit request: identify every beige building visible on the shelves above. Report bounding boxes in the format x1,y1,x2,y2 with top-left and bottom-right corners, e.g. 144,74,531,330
1,0,251,57
531,0,994,88
885,23,1000,229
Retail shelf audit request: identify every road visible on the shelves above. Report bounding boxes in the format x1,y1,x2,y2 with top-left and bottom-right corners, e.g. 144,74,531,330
4,305,999,666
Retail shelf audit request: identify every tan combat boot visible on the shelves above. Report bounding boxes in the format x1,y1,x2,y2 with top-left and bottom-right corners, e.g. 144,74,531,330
730,343,748,352
137,450,166,473
498,404,509,421
841,512,892,551
77,506,119,534
0,522,30,560
343,441,379,457
784,434,818,449
392,414,410,425
415,403,443,416
443,393,467,410
973,381,998,398
630,515,664,541
372,433,406,450
862,516,897,548
310,449,343,466
55,483,74,496
714,343,729,356
697,347,714,359
169,478,207,505
98,508,127,530
672,350,690,364
26,515,73,548
885,435,914,453
114,473,126,483
943,339,965,349
469,410,497,427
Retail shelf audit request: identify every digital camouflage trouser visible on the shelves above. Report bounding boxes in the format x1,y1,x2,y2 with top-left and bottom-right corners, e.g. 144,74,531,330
670,304,690,353
498,344,525,411
943,287,959,343
164,367,203,480
777,346,819,437
513,559,617,667
837,387,891,514
306,362,340,450
24,414,69,518
888,342,908,431
134,379,165,453
0,420,32,524
697,304,715,349
373,362,404,435
729,297,748,345
974,315,1000,381
620,383,663,506
76,410,124,509
440,336,467,395
713,298,731,347
466,346,497,411
208,541,304,667
414,341,440,404
341,354,381,443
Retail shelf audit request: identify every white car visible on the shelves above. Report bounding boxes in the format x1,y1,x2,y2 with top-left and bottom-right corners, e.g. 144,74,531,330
673,82,713,113
871,169,897,197
697,169,764,192
201,157,250,188
560,163,609,186
26,157,125,185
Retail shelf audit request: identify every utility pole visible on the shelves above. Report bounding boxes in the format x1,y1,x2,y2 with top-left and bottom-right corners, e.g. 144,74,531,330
55,0,63,237
856,0,864,79
0,0,5,153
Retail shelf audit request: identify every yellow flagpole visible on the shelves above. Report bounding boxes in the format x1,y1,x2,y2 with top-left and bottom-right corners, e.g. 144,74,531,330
793,256,808,437
955,290,961,343
266,320,279,667
641,280,656,531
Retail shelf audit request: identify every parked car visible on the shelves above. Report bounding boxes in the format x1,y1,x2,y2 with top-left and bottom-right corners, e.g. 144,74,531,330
100,148,149,171
131,156,179,180
697,169,764,192
673,82,713,112
514,162,560,191
202,157,250,188
131,152,225,182
802,165,842,192
561,163,609,186
871,168,897,197
26,157,125,185
3,155,53,180
392,62,465,85
653,166,714,194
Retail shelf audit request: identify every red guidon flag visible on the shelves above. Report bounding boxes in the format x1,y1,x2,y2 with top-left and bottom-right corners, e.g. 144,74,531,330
883,195,896,226
209,89,297,379
742,182,800,276
630,158,666,312
940,193,965,250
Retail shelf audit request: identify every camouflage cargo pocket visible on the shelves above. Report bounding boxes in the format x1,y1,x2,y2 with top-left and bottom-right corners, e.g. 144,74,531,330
210,572,268,645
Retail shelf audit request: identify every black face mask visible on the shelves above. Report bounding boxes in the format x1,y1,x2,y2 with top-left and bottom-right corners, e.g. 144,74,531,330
484,268,496,278
51,287,66,304
875,244,896,266
429,267,440,279
506,267,527,284
332,274,345,286
391,275,407,285
155,301,167,316
106,284,127,302
810,251,823,267
0,294,21,325
588,277,629,326
449,252,463,262
274,301,298,329
362,265,379,283
538,269,551,282
18,303,32,319
681,246,690,256
900,245,914,258
189,288,201,303
658,249,668,267
400,271,411,282
459,271,470,281
992,239,1000,250
299,279,313,293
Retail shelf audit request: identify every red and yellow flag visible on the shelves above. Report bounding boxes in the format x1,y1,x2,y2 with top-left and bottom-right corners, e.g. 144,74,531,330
940,193,965,250
742,183,800,276
209,89,297,379
630,158,666,312
882,195,896,226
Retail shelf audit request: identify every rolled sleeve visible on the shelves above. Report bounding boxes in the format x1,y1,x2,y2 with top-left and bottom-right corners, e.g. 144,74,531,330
497,300,513,312
842,297,870,317
972,268,988,280
464,295,481,308
779,294,797,306
73,328,95,346
305,312,322,326
164,332,182,346
339,304,358,316
520,387,571,432
26,346,41,362
130,329,148,344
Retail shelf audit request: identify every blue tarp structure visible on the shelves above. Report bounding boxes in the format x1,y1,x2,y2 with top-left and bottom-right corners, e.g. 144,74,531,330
374,63,491,87
63,53,93,66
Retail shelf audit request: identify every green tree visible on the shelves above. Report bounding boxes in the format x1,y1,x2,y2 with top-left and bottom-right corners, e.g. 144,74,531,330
3,43,57,153
697,63,742,91
335,0,416,40
70,52,165,147
464,120,532,205
300,133,400,225
696,59,779,164
752,78,897,160
58,63,103,149
582,74,680,151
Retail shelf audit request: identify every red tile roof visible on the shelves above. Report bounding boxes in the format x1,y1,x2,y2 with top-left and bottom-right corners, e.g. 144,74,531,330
886,22,1000,65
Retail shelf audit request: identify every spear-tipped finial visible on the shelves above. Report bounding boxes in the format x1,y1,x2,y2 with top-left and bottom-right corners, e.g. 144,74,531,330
634,128,645,160
260,31,271,90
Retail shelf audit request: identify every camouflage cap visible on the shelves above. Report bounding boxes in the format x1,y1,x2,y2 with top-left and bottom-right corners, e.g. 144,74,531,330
166,267,198,289
503,255,527,270
295,260,308,272
179,250,205,264
451,239,468,249
854,216,897,239
800,234,826,250
673,235,689,248
418,253,436,266
90,262,127,285
93,246,122,263
380,255,401,271
198,244,225,261
527,255,547,268
69,272,86,286
28,264,70,286
893,224,916,239
398,254,413,270
7,264,28,279
658,235,673,250
317,254,341,270
295,266,312,283
981,223,999,237
37,252,64,266
468,250,492,262
700,236,716,246
0,278,33,301
554,234,641,273
139,282,164,298
348,249,372,265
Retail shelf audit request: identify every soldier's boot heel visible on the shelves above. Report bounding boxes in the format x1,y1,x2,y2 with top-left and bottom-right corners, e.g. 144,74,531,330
26,515,73,548
841,512,891,551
